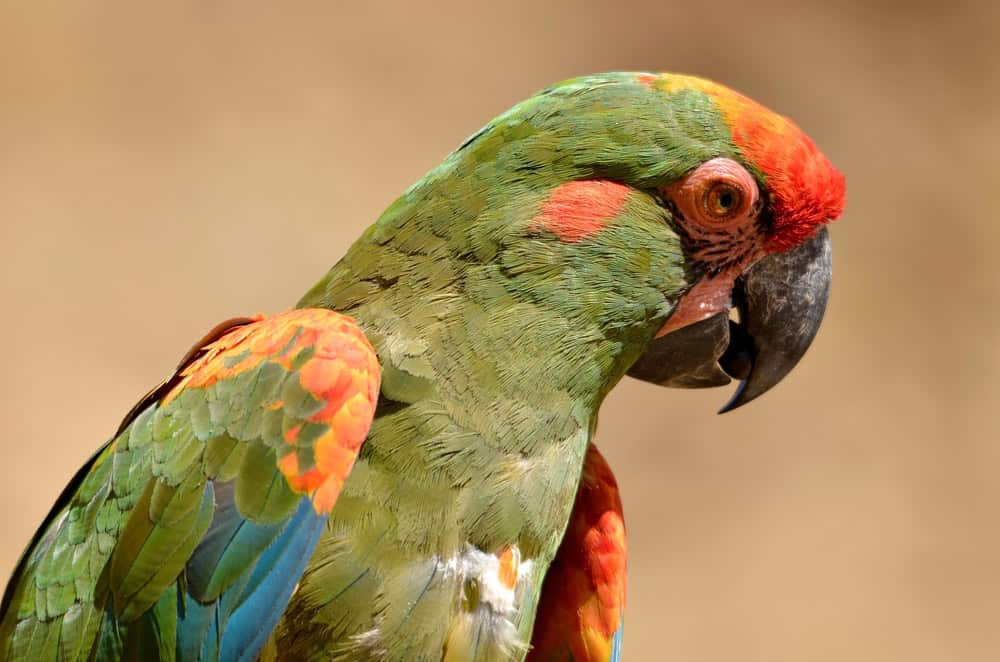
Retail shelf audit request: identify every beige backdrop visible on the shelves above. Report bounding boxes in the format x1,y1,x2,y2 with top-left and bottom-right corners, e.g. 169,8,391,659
1,2,998,660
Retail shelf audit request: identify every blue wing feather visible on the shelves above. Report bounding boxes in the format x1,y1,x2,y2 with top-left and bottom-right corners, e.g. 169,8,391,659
185,481,285,603
222,497,325,661
609,615,624,662
175,483,327,661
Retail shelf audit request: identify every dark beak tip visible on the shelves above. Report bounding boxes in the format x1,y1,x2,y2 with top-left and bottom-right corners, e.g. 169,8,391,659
716,226,833,414
716,381,758,414
731,227,831,407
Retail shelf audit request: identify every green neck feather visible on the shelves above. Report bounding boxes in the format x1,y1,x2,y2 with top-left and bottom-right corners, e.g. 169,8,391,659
293,73,737,557
295,74,733,409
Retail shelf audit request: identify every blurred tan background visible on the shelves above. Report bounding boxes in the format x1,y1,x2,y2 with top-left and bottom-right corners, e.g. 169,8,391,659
1,2,998,660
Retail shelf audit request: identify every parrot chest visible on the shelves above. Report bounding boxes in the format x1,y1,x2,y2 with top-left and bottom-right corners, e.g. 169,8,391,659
282,271,627,658
275,400,593,661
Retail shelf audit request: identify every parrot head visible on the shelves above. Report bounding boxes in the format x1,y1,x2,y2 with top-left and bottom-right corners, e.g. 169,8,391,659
307,72,845,412
522,71,845,411
618,73,846,411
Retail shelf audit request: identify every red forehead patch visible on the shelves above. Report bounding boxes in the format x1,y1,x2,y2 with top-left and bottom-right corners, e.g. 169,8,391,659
639,73,846,252
531,180,632,242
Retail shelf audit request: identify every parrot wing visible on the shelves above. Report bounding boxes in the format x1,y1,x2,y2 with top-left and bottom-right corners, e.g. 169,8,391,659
0,309,380,661
527,443,627,662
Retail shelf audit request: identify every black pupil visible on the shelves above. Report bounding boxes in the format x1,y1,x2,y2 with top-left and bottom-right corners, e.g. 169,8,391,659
718,189,734,209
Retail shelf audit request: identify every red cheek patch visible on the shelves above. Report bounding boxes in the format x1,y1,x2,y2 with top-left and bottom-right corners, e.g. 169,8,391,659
531,180,632,242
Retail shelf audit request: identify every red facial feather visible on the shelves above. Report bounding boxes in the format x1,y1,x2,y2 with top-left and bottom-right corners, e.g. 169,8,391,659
729,110,846,251
531,180,632,242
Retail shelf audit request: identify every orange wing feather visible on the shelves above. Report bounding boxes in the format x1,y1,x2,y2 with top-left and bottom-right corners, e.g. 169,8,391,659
529,443,627,661
162,308,381,514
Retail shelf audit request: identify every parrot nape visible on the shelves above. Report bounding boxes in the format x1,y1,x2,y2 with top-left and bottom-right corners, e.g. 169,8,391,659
0,72,845,661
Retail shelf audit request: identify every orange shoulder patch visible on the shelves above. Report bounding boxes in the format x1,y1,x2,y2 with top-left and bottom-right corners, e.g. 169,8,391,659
165,308,381,514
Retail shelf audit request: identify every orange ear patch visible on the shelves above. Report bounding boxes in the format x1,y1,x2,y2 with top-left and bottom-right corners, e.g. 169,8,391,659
531,180,633,242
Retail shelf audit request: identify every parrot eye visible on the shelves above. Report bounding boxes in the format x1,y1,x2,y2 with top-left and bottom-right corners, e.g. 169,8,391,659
702,182,744,220
666,157,759,230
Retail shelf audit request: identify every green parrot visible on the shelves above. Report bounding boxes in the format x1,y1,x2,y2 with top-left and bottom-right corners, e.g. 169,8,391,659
0,72,845,661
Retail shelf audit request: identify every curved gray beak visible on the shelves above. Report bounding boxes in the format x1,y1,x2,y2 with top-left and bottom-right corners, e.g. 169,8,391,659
627,227,832,413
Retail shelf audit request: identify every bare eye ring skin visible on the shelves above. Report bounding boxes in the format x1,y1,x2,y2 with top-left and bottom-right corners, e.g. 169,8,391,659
667,157,759,230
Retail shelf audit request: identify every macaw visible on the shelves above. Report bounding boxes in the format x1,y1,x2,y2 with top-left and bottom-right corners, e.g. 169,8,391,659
0,72,844,661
